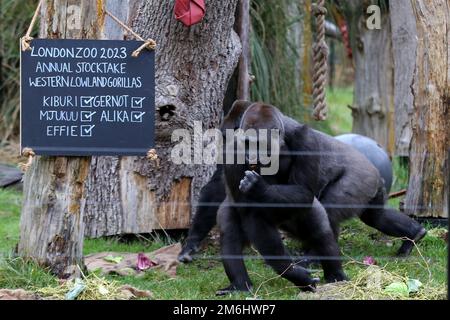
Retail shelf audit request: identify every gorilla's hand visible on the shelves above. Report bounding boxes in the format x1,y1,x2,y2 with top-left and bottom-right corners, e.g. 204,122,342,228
239,170,267,195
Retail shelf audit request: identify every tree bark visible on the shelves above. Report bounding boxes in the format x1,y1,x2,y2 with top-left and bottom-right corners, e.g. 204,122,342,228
389,0,416,156
345,1,395,155
83,0,241,237
404,0,449,218
19,0,241,274
235,0,251,100
18,0,103,278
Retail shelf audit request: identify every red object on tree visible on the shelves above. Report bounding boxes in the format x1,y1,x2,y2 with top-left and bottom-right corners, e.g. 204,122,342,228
174,0,206,27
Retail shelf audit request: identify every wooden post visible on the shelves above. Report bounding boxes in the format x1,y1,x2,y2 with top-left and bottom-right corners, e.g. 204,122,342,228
19,0,243,268
81,0,242,237
344,1,395,155
236,0,251,101
389,0,415,156
18,0,103,278
403,0,449,218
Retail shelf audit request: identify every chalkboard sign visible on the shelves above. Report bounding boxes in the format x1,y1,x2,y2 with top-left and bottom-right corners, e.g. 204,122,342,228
20,39,155,156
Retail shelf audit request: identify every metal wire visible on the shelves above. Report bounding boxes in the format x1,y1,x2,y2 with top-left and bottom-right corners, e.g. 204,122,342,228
186,254,437,262
148,201,445,211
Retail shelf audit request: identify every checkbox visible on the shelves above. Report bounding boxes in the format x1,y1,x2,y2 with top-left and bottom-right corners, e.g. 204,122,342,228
80,125,95,137
80,96,95,108
80,111,96,122
131,111,145,123
131,97,146,108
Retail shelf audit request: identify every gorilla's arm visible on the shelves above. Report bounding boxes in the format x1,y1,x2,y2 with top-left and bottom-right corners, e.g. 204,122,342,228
178,165,226,262
239,124,321,207
239,170,315,207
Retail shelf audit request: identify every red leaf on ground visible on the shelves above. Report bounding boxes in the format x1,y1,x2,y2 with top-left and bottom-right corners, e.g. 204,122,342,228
363,256,377,265
137,253,158,271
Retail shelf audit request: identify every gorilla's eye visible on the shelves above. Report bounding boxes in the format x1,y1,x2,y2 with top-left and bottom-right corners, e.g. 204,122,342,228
158,105,176,121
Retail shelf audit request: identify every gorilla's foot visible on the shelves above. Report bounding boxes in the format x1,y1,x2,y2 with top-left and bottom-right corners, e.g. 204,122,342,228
284,265,320,292
178,242,200,263
324,270,348,283
397,227,427,257
215,283,252,296
297,277,320,292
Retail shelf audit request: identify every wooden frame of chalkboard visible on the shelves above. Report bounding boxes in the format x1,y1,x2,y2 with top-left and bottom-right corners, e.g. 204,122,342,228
20,39,155,156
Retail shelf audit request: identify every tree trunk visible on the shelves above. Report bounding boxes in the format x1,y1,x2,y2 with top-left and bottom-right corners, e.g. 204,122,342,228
389,0,415,156
235,0,251,100
18,0,103,278
404,0,449,218
345,1,395,155
19,0,241,274
83,0,241,237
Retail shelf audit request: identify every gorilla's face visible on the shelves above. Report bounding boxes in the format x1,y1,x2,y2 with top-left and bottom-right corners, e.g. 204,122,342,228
238,103,289,177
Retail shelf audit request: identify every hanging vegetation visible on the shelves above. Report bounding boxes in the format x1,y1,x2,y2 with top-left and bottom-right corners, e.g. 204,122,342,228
0,0,38,142
249,0,337,133
250,0,307,120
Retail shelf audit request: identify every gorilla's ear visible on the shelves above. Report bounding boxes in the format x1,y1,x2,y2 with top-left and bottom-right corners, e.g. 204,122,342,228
222,100,254,130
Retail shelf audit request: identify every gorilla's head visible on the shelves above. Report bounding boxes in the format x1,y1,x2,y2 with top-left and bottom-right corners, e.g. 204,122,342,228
220,101,289,176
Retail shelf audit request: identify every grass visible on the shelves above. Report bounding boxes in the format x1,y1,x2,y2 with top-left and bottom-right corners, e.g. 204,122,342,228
0,0,40,142
0,186,447,300
0,188,21,254
0,87,445,299
324,86,354,135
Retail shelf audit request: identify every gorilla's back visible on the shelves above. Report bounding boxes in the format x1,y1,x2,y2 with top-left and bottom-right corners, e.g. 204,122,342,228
309,128,383,202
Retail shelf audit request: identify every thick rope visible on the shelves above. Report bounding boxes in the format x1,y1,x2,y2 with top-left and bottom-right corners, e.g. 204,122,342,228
312,0,329,121
104,9,156,57
21,0,43,51
18,148,36,172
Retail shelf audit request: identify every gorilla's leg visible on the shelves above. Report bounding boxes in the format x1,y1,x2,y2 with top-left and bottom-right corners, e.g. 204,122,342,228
300,200,348,283
241,213,318,291
179,166,226,263
216,203,252,295
360,188,427,256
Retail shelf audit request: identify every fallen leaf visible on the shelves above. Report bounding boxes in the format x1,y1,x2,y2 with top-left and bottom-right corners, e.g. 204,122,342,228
0,289,40,300
407,279,422,293
103,255,123,264
65,278,86,300
363,256,377,265
137,253,158,271
119,285,153,300
384,282,409,297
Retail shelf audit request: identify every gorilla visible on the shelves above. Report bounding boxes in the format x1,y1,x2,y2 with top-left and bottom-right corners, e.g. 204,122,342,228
179,103,394,264
214,101,426,294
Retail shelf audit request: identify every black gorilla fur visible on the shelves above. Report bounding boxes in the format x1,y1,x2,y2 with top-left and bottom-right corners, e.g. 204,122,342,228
179,100,426,294
180,102,393,263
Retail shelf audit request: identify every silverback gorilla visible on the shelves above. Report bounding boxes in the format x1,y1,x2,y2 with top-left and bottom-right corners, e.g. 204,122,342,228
179,103,394,264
